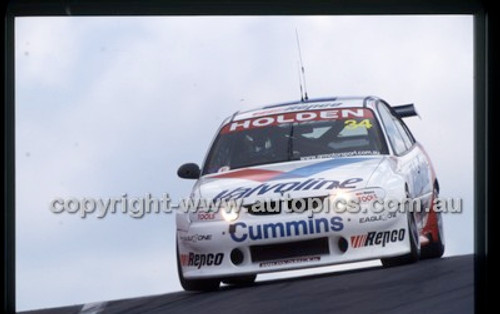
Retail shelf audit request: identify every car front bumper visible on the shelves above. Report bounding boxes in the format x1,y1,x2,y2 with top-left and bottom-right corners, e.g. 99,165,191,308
177,210,410,279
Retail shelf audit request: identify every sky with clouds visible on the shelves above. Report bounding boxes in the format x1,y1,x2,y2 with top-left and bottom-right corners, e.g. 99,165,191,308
15,16,473,311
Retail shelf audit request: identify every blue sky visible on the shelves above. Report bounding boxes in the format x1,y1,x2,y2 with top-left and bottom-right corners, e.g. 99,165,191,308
15,16,473,311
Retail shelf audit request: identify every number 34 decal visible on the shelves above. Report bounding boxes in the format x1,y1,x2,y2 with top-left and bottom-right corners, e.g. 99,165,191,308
344,119,373,129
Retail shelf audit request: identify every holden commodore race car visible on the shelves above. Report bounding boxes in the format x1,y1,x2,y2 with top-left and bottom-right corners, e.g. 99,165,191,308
176,96,444,291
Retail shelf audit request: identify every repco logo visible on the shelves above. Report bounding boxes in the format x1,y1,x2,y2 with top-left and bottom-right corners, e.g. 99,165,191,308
351,228,405,248
180,252,224,269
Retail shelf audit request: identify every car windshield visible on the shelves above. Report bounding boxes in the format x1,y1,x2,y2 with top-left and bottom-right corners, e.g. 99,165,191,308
202,108,388,175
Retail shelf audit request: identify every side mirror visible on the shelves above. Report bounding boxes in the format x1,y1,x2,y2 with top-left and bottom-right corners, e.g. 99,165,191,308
177,163,201,179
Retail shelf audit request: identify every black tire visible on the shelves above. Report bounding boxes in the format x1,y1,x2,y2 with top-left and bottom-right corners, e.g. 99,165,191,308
222,275,257,286
381,191,420,267
421,187,445,259
176,243,220,291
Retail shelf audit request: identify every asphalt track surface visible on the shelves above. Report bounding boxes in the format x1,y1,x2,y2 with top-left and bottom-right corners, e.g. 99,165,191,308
23,255,473,314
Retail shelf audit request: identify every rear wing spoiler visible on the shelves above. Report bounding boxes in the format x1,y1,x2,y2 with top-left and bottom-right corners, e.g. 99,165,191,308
392,103,419,118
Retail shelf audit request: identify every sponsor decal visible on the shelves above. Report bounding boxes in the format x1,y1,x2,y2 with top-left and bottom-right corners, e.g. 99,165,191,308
229,217,344,242
213,177,363,200
180,252,224,269
354,190,379,203
251,102,342,117
350,228,405,248
210,156,372,183
197,212,216,220
358,212,397,224
222,108,373,134
300,150,380,160
180,234,213,243
259,256,321,268
282,102,341,112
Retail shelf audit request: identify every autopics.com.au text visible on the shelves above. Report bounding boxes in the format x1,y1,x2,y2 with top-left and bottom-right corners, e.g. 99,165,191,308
49,193,463,219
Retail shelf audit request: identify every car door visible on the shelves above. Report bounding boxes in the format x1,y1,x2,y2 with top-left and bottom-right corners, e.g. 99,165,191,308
394,115,432,198
377,102,418,197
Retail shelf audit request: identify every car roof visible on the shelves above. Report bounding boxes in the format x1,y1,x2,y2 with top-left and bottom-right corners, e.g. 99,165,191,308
231,96,381,122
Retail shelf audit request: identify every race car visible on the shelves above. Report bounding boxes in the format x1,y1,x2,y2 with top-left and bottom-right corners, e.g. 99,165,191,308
176,96,445,291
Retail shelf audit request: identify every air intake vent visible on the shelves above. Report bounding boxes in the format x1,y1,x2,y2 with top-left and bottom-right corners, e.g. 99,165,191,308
245,196,326,216
250,238,329,263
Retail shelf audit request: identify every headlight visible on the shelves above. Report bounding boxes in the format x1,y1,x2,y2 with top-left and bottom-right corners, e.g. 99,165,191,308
328,190,357,213
186,198,242,222
220,206,239,222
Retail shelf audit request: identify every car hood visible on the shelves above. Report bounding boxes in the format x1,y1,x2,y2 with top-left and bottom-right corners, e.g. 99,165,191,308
195,156,384,204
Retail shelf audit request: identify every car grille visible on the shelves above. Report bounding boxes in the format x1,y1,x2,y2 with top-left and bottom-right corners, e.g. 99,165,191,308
245,196,327,215
250,237,330,263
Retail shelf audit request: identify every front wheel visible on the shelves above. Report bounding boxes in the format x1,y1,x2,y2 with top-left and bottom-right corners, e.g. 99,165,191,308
381,196,420,267
176,242,220,291
421,187,445,258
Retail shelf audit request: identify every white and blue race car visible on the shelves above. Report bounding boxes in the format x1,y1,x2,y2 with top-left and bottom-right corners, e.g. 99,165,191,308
176,96,444,290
